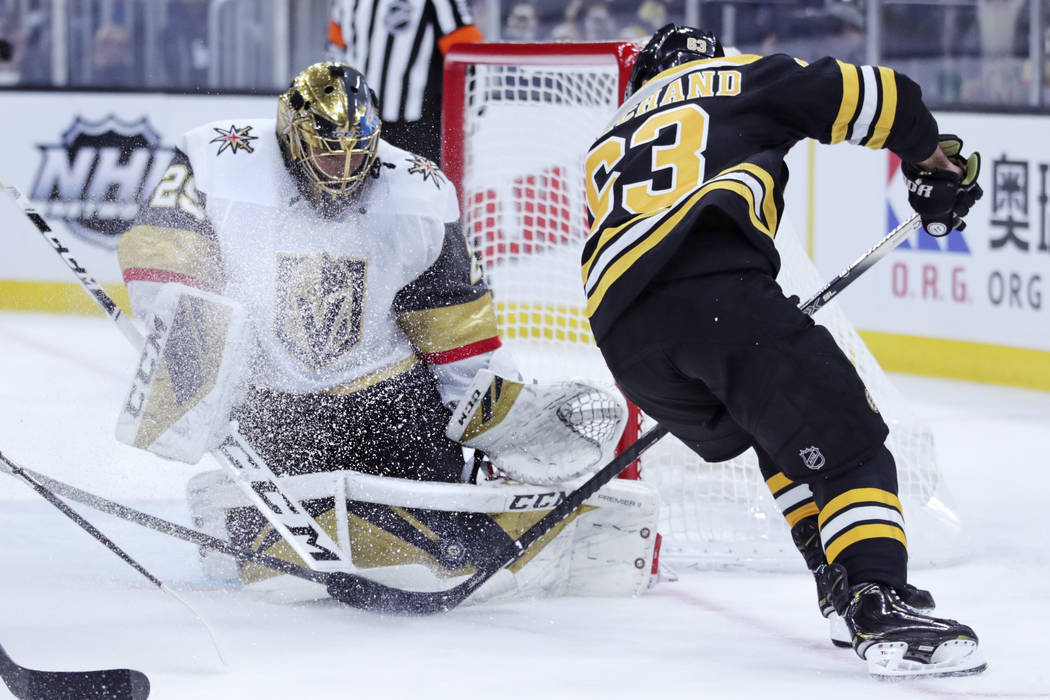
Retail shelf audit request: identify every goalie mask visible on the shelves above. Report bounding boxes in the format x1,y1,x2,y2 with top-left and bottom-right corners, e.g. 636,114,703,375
277,61,381,215
625,24,724,100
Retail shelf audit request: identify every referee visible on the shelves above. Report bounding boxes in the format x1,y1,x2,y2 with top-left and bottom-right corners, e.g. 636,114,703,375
327,0,483,164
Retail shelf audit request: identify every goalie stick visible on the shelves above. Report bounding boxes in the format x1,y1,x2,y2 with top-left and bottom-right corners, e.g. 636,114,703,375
0,171,348,574
0,643,149,700
0,451,227,665
3,458,329,587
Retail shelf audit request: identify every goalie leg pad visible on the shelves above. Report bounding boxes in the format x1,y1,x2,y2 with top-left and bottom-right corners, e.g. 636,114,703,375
186,469,250,581
472,478,661,603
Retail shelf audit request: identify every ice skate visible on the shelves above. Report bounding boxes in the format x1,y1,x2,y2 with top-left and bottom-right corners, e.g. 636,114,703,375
839,572,986,679
801,520,934,649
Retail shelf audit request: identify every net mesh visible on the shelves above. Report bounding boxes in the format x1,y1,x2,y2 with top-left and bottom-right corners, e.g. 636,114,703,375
451,47,966,570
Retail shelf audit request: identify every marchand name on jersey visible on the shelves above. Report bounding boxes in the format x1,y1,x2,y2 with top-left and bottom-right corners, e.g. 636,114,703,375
616,68,742,126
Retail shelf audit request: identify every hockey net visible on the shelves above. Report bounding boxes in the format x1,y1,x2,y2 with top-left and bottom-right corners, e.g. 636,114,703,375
443,42,966,570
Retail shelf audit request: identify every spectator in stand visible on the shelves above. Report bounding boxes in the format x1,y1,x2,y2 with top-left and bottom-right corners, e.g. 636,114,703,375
549,1,582,41
92,24,137,88
13,4,51,87
326,0,484,164
580,0,616,41
619,0,669,41
0,16,20,86
960,0,1027,102
162,0,209,89
504,1,540,42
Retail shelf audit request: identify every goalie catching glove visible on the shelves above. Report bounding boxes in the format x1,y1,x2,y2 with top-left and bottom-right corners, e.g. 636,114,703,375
901,134,983,237
445,370,628,485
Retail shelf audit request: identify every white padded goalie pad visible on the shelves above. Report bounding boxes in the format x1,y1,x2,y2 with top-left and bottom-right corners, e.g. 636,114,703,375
446,369,628,485
187,467,659,601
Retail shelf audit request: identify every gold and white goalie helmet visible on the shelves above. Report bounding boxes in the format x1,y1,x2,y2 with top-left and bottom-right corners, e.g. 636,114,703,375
277,61,381,214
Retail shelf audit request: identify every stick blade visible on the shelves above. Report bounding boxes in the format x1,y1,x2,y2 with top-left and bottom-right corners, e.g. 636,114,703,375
326,571,476,615
23,667,149,700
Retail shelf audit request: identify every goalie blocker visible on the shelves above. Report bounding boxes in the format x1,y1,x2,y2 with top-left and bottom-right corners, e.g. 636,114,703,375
116,284,250,464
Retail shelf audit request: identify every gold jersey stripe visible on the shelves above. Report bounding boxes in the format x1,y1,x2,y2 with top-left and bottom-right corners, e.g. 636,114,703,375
642,53,765,88
830,61,860,145
818,487,903,528
785,501,820,528
397,292,499,353
765,472,793,495
118,227,219,285
117,224,224,288
582,210,652,285
322,355,419,396
735,162,779,233
585,174,773,318
866,66,898,150
825,522,907,564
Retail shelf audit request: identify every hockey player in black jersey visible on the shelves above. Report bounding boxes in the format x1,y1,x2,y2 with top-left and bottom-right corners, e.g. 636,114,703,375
582,24,984,678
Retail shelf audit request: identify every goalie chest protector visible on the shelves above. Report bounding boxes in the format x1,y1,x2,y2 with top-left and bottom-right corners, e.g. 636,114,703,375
177,119,460,394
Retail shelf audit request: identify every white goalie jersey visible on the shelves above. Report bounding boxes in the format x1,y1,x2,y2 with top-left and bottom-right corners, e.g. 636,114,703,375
119,118,499,403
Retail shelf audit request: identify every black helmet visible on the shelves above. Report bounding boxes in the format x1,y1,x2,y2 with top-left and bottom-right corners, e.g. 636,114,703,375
625,24,724,100
277,61,381,215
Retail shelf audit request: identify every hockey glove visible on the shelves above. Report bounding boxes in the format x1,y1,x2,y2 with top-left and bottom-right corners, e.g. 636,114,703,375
901,135,983,236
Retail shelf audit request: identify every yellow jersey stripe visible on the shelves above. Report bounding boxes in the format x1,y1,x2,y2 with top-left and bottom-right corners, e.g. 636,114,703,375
830,61,860,144
584,177,772,317
643,54,765,88
786,502,820,528
582,210,653,284
765,472,793,495
735,163,779,233
825,523,908,563
818,488,903,528
866,67,898,150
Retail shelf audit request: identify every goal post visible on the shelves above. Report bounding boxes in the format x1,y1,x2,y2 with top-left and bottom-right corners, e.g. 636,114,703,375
442,41,966,570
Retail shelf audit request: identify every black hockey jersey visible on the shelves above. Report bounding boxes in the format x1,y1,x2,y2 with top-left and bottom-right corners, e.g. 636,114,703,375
581,53,939,341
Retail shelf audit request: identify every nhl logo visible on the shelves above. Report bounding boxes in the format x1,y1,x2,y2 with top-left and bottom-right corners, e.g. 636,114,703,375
800,446,826,471
29,115,173,248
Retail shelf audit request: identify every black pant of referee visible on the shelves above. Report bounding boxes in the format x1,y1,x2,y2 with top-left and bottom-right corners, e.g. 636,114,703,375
596,213,908,588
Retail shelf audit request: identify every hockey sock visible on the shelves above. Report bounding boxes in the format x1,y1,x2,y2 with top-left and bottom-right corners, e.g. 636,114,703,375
809,444,908,589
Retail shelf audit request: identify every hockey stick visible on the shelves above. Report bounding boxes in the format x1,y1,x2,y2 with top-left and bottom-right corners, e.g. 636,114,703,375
802,213,921,317
0,643,149,700
0,171,348,573
324,212,923,613
3,459,329,586
0,451,227,665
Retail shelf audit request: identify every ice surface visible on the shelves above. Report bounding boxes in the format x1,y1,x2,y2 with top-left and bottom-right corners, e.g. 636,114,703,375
1,311,1048,699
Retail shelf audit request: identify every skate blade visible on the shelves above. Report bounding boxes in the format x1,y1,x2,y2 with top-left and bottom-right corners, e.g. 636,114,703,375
866,639,987,680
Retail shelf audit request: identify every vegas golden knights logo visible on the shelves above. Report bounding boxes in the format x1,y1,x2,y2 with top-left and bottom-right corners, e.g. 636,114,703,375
274,253,367,371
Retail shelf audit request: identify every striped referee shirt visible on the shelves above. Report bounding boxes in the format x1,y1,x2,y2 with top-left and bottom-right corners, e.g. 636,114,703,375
327,0,482,124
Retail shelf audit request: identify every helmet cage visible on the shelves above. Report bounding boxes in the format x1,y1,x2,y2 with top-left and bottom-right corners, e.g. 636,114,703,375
284,114,380,198
277,62,381,207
